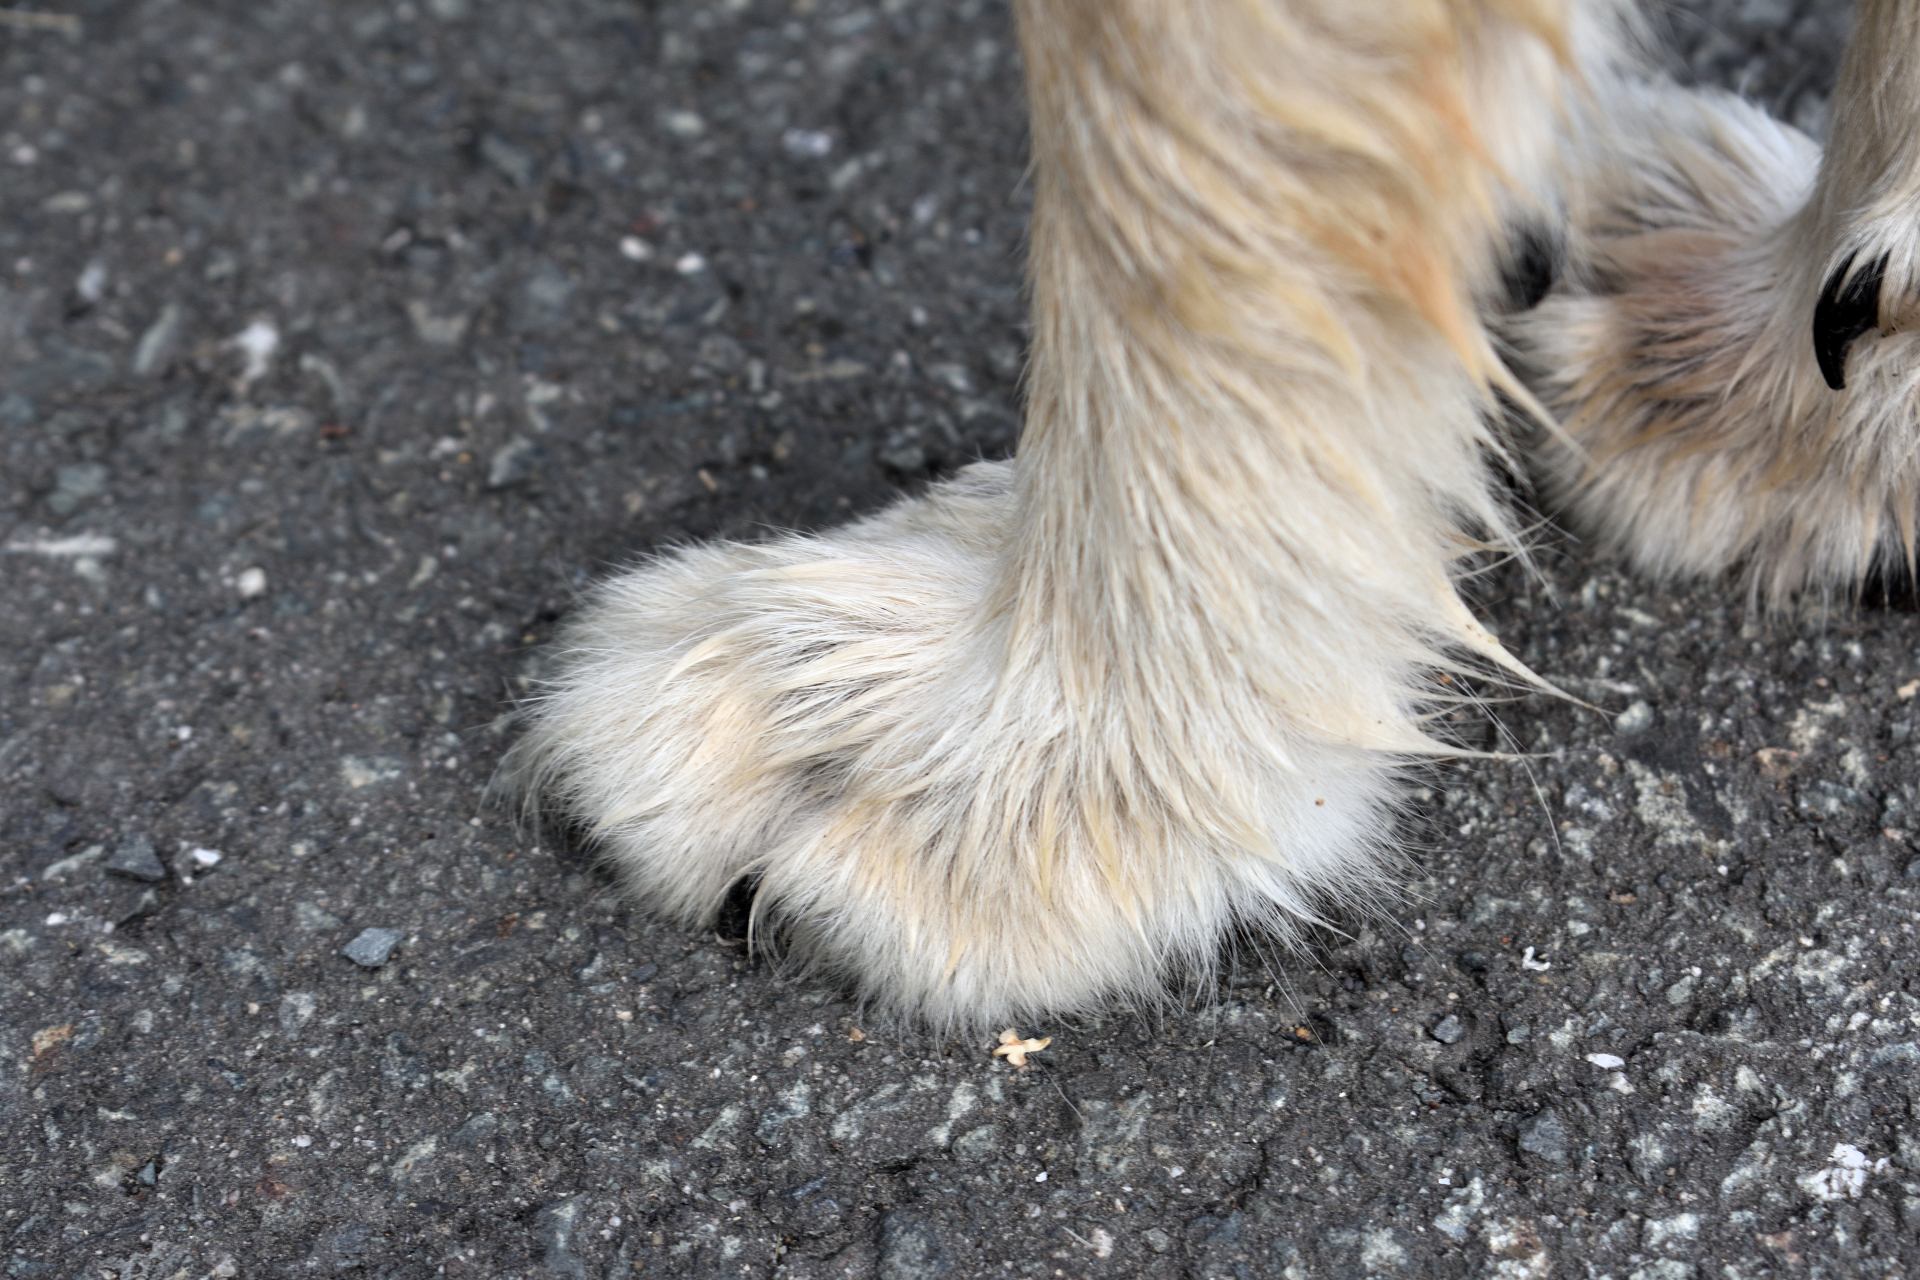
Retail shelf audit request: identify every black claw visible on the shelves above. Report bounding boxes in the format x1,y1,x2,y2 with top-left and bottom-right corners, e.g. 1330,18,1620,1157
1813,251,1887,390
714,873,763,943
1501,221,1562,313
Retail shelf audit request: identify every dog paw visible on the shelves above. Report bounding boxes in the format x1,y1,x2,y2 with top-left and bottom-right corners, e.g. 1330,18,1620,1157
1508,82,1920,605
505,462,1403,1028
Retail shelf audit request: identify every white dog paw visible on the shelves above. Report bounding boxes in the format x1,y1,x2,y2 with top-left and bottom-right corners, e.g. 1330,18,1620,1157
505,461,1405,1028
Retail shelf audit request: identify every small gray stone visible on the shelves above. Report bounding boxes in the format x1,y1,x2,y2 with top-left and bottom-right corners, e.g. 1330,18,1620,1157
48,462,108,516
406,300,471,347
1518,1107,1571,1165
926,362,972,393
1144,1227,1173,1254
660,109,706,140
104,834,167,882
1431,1014,1466,1045
41,843,106,881
132,302,183,377
343,927,403,968
1615,701,1655,736
487,436,543,488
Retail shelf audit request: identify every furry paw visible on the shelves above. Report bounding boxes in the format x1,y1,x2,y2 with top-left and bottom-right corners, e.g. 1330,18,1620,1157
505,462,1400,1029
1509,81,1920,605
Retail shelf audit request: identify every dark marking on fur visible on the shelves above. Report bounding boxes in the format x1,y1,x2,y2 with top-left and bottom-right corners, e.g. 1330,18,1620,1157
1813,252,1886,390
715,873,763,942
1501,222,1562,313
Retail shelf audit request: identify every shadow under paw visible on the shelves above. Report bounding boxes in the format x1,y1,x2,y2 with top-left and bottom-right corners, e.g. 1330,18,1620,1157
1860,554,1920,612
714,873,764,944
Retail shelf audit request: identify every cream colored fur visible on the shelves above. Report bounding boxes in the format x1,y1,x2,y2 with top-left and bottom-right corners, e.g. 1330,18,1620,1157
507,0,1916,1029
1513,0,1920,604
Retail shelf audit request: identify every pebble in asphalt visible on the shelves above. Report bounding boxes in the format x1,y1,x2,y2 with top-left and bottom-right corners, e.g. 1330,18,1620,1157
2,1,1913,1277
344,927,406,969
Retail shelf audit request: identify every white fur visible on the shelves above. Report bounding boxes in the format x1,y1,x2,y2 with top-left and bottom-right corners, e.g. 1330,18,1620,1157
512,462,1400,1026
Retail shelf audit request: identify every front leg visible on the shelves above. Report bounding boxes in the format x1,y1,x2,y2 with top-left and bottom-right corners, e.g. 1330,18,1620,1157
509,0,1579,1029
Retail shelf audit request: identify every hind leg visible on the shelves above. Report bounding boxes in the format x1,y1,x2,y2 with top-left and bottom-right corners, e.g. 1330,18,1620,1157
509,0,1585,1029
1510,0,1920,605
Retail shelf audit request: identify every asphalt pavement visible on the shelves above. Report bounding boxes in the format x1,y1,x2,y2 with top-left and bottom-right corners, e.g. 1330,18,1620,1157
3,1,1912,1277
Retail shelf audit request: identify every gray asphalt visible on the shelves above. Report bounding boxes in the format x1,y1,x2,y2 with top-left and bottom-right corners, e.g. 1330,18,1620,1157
2,1,1910,1278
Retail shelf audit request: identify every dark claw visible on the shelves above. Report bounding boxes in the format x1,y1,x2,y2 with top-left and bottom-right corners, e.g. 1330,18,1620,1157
1813,251,1887,390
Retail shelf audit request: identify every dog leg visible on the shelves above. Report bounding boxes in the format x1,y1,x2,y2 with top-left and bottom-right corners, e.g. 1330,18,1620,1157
1511,0,1920,605
508,0,1574,1028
